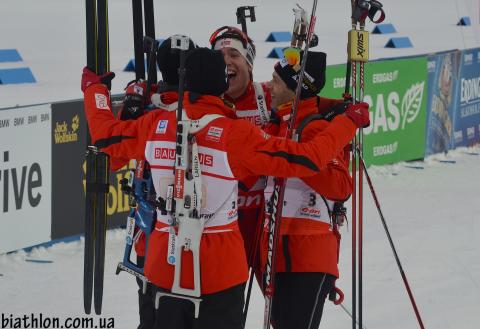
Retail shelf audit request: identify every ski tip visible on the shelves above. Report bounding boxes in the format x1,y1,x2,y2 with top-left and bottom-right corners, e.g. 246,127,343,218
94,306,102,316
83,304,91,315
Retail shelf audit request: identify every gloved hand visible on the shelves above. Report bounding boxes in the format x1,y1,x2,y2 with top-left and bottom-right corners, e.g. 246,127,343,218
344,102,370,128
81,66,115,92
119,80,147,120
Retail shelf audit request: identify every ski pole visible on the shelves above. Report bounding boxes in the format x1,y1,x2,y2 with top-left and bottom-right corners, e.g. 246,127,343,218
263,3,319,328
346,1,385,326
358,153,425,329
236,6,256,34
242,208,263,328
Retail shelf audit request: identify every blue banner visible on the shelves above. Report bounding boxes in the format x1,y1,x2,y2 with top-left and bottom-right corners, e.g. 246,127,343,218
425,51,461,155
454,48,480,147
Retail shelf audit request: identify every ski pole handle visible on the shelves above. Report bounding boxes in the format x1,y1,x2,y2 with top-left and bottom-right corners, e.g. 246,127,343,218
236,6,256,34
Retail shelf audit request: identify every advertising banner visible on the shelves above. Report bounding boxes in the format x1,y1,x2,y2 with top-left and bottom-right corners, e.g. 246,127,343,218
425,50,461,155
0,105,52,253
453,48,480,147
323,56,428,165
51,100,132,240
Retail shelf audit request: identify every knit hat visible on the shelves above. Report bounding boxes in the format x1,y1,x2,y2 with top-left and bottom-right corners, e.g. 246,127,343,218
274,51,327,99
156,36,197,86
185,48,229,97
209,26,256,67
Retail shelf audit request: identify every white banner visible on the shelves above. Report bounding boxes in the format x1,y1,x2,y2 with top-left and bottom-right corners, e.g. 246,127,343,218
0,105,52,253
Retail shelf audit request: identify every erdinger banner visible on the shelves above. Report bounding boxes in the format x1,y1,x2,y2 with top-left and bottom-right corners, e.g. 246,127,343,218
425,51,461,156
322,56,428,165
454,48,480,147
0,105,52,253
51,100,132,240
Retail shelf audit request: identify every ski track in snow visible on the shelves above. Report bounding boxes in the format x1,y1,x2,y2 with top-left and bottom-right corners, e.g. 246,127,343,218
0,146,479,329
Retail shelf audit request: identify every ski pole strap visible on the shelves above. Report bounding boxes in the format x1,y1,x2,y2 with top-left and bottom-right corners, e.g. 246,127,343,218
329,285,345,305
352,0,385,24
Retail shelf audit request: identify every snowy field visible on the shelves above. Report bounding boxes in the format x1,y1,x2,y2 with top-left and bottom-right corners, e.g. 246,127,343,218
1,0,480,328
1,146,479,328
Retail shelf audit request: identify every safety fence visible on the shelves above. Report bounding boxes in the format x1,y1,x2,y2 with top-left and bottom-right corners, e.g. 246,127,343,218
1,47,479,253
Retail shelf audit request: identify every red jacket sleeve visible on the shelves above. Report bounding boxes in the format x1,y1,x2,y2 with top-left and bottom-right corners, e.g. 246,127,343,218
83,84,156,160
226,115,357,181
299,120,352,201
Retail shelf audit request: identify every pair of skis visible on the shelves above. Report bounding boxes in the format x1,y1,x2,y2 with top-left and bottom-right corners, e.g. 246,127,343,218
84,0,110,316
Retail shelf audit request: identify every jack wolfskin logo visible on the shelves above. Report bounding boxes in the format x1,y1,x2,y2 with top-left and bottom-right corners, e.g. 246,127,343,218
54,115,80,144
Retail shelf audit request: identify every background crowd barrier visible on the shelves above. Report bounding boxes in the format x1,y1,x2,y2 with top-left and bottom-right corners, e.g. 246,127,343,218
1,47,479,253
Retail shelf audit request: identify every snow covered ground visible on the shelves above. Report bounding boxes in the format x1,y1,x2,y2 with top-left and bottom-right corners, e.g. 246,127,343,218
1,0,480,328
1,146,479,328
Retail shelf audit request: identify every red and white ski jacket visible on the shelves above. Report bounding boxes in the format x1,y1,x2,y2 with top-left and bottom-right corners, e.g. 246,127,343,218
83,83,357,294
261,97,352,278
227,81,272,264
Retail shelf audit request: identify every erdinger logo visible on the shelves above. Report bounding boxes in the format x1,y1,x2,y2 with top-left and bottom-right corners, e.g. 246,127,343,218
54,115,79,144
300,207,321,218
154,148,213,167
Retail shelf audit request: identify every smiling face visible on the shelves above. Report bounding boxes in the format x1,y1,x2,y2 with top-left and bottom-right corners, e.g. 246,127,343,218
268,72,295,108
220,47,252,100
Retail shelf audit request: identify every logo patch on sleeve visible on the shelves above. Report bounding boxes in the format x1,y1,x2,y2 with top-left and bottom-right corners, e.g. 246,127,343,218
156,120,169,134
94,93,110,110
205,126,223,142
133,85,144,95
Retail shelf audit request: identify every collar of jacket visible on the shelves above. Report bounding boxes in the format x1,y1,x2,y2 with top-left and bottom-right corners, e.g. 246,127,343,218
276,97,318,126
183,92,237,120
224,80,254,104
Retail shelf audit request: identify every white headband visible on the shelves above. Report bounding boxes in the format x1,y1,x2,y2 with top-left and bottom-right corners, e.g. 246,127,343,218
213,37,255,67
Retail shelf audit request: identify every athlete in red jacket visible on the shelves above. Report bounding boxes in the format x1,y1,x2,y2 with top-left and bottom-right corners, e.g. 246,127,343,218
113,37,197,329
209,26,272,270
260,51,358,329
81,47,369,329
